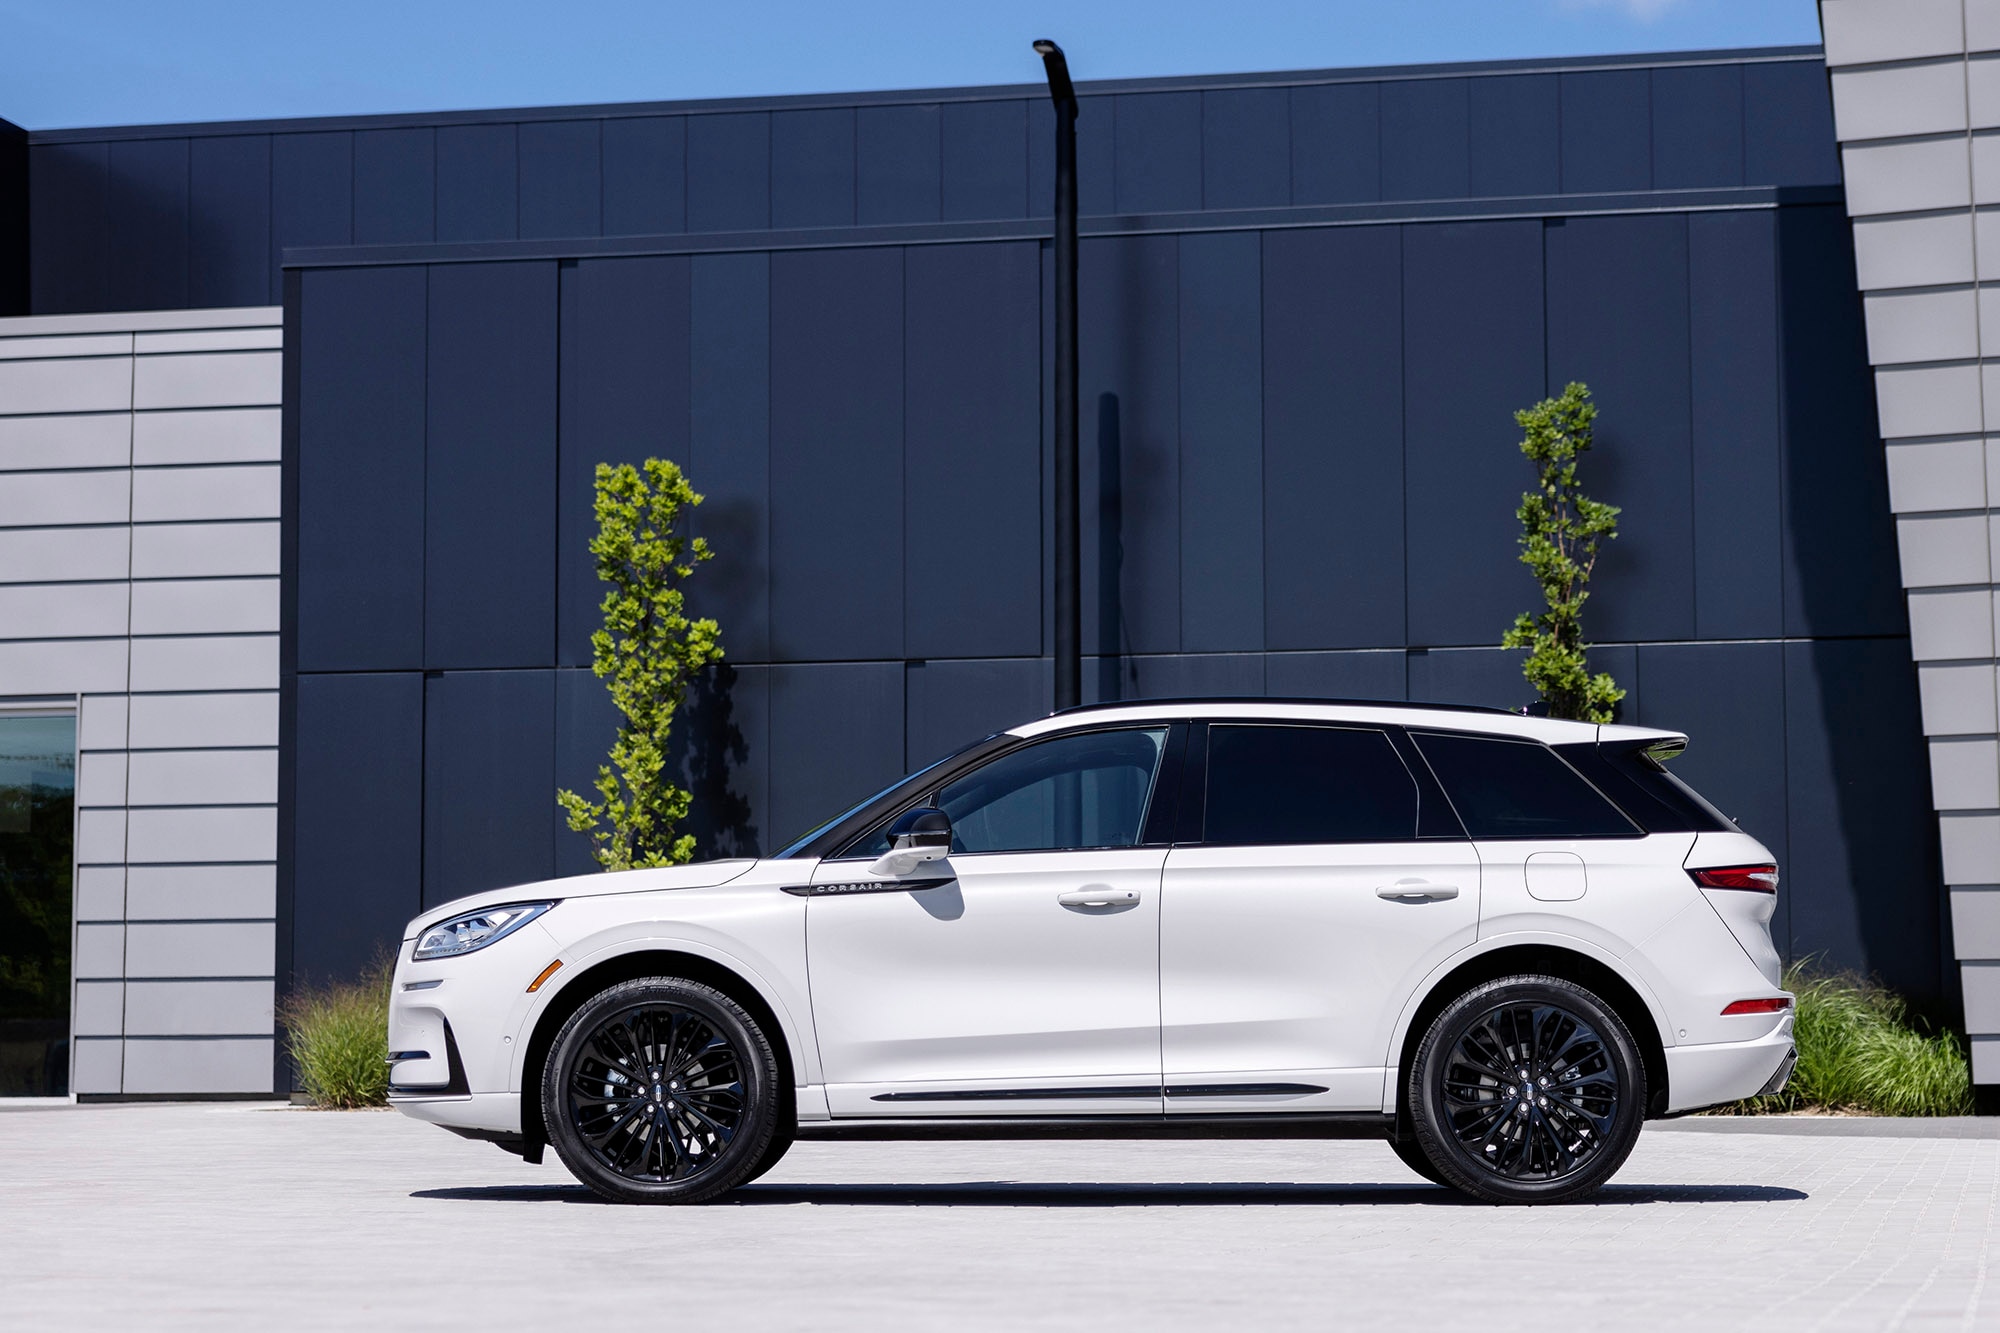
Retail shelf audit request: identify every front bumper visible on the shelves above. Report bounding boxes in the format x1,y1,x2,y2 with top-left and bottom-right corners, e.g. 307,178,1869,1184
1661,1018,1796,1113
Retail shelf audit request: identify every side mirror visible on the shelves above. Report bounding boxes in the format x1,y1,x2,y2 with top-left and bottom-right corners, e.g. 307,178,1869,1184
868,807,953,878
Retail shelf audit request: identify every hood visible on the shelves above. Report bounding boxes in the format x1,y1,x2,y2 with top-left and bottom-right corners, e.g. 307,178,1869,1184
404,858,759,938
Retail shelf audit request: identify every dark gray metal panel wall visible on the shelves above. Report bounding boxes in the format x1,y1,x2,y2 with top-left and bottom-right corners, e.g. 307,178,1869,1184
25,51,1842,314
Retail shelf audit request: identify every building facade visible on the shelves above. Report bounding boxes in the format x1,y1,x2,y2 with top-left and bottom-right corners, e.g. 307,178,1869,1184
0,31,1975,1095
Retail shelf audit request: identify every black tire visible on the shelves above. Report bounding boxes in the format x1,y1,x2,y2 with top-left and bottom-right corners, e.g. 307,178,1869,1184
542,976,781,1204
1388,1134,1448,1186
740,1101,797,1185
1408,974,1646,1205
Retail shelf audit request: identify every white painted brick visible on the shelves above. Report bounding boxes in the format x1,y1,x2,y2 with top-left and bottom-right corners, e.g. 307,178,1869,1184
124,922,275,978
1866,288,1979,364
128,692,276,749
1909,587,1996,658
132,408,280,465
1944,813,2000,882
127,750,277,807
1920,662,2000,733
1844,138,1973,217
73,865,125,920
133,328,282,355
120,1037,272,1095
1932,737,2000,808
130,578,278,636
69,1037,122,1095
72,923,124,979
75,807,126,863
0,468,129,527
126,806,277,864
131,521,277,579
130,464,278,522
75,750,127,807
1965,962,2000,1031
1887,439,1987,512
1856,212,1976,287
128,635,278,691
0,581,127,639
0,412,128,470
72,981,123,1037
1954,888,2000,957
0,357,132,414
1834,61,1968,140
0,638,128,693
1877,364,1983,438
132,351,281,410
0,333,129,361
123,980,274,1036
126,864,276,920
0,525,130,583
1823,0,1965,66
77,693,128,749
1899,513,1993,585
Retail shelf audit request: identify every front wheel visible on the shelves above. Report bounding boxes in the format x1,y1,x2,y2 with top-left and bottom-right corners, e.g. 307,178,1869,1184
542,976,781,1204
1407,974,1646,1205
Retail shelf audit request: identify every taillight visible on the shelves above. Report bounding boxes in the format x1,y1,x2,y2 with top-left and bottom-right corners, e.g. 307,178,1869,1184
1721,997,1793,1016
1690,863,1779,893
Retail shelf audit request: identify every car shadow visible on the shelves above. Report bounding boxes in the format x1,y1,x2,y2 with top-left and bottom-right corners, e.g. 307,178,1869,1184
412,1180,1808,1208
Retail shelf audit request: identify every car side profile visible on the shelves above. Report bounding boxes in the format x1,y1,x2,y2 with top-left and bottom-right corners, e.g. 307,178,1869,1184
385,698,1795,1205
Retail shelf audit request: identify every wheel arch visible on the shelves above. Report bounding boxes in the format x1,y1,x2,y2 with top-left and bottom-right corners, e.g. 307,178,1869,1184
519,948,799,1155
1391,943,1671,1126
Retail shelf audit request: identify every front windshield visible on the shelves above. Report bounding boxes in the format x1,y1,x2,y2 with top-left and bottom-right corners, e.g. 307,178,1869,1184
770,735,1000,859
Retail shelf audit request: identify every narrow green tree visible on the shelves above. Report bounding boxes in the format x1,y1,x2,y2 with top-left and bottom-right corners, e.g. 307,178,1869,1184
558,459,724,869
1502,382,1625,723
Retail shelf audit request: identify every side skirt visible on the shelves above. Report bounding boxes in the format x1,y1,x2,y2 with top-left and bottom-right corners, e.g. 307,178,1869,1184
796,1113,1396,1142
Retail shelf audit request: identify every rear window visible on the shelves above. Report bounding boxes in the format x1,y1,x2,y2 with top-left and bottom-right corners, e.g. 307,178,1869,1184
1555,741,1738,834
1204,724,1420,845
1411,732,1638,840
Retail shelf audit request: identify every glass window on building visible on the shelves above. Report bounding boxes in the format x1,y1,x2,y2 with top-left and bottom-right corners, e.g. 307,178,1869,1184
0,712,76,1097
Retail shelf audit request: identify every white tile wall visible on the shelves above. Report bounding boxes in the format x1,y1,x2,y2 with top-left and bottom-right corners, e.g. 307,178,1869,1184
1827,3,2000,1077
0,307,282,1097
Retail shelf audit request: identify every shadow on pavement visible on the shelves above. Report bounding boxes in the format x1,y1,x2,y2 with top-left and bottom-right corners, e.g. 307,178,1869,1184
413,1181,1807,1207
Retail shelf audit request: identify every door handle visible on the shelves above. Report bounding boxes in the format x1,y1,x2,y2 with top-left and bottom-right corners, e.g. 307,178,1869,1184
1376,881,1459,901
1059,888,1141,908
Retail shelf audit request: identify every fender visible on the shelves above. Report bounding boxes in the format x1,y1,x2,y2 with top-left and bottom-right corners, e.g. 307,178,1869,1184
500,915,820,1093
1375,929,1675,1115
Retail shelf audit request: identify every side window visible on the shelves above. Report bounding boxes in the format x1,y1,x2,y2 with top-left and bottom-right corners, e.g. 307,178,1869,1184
1203,725,1419,845
935,728,1171,854
1412,732,1637,839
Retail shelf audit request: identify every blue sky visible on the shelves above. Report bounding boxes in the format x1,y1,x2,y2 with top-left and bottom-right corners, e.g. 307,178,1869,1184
1,0,1821,130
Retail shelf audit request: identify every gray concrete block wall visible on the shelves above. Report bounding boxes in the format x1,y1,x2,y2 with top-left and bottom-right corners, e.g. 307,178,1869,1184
0,305,281,1096
1824,0,2000,1075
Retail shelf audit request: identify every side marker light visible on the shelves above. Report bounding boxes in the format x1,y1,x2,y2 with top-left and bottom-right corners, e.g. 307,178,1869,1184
527,959,564,993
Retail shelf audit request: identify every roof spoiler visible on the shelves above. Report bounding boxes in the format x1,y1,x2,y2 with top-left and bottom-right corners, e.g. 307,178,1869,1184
1596,723,1689,763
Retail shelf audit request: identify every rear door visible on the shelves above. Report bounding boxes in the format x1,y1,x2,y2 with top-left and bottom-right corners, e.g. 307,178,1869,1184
1160,723,1479,1114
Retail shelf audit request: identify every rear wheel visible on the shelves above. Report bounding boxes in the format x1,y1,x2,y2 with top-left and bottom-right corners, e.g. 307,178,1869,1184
1408,974,1645,1205
542,976,781,1204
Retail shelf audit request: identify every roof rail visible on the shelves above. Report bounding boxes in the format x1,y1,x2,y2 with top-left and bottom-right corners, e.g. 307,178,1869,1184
1047,695,1522,718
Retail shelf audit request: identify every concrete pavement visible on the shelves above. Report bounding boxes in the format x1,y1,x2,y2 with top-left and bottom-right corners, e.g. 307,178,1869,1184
0,1103,1994,1330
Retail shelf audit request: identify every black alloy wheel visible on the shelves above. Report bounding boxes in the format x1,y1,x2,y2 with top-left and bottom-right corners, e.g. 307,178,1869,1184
543,977,783,1204
1407,974,1645,1204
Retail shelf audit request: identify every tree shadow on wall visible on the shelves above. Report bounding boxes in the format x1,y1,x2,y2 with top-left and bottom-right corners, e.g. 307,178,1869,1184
677,663,758,858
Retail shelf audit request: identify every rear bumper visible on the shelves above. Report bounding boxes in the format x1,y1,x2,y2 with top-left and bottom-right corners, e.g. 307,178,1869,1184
1661,1019,1796,1114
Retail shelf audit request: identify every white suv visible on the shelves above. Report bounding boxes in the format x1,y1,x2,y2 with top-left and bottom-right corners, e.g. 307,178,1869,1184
386,698,1794,1205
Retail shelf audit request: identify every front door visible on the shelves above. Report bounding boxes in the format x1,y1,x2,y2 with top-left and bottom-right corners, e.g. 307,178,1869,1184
807,726,1177,1116
1161,723,1480,1113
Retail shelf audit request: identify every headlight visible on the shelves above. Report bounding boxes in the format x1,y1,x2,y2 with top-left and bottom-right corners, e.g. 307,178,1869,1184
412,902,557,960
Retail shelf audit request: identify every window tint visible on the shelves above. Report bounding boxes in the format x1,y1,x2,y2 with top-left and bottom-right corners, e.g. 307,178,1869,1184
931,727,1170,855
1553,741,1738,834
1412,733,1637,839
1203,725,1419,845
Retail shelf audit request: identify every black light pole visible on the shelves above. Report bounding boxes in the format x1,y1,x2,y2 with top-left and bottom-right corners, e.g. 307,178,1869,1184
1035,38,1081,712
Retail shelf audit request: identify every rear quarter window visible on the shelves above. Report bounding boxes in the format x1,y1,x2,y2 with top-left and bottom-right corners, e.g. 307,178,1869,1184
1411,732,1638,840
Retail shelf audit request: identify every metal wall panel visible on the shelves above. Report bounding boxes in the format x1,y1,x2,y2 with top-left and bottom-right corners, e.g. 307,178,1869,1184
1177,231,1263,652
519,120,601,240
1289,82,1380,205
603,117,687,236
1469,75,1561,198
903,242,1041,660
687,112,770,232
1201,88,1290,210
772,109,856,229
1262,225,1404,651
1381,79,1470,201
858,105,942,225
1559,70,1652,193
353,127,435,245
424,261,558,669
1113,92,1202,214
189,136,272,306
436,123,518,243
422,669,556,906
688,253,772,662
941,100,1027,222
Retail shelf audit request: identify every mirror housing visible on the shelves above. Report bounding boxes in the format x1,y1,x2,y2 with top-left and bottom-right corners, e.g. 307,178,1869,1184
868,807,953,877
